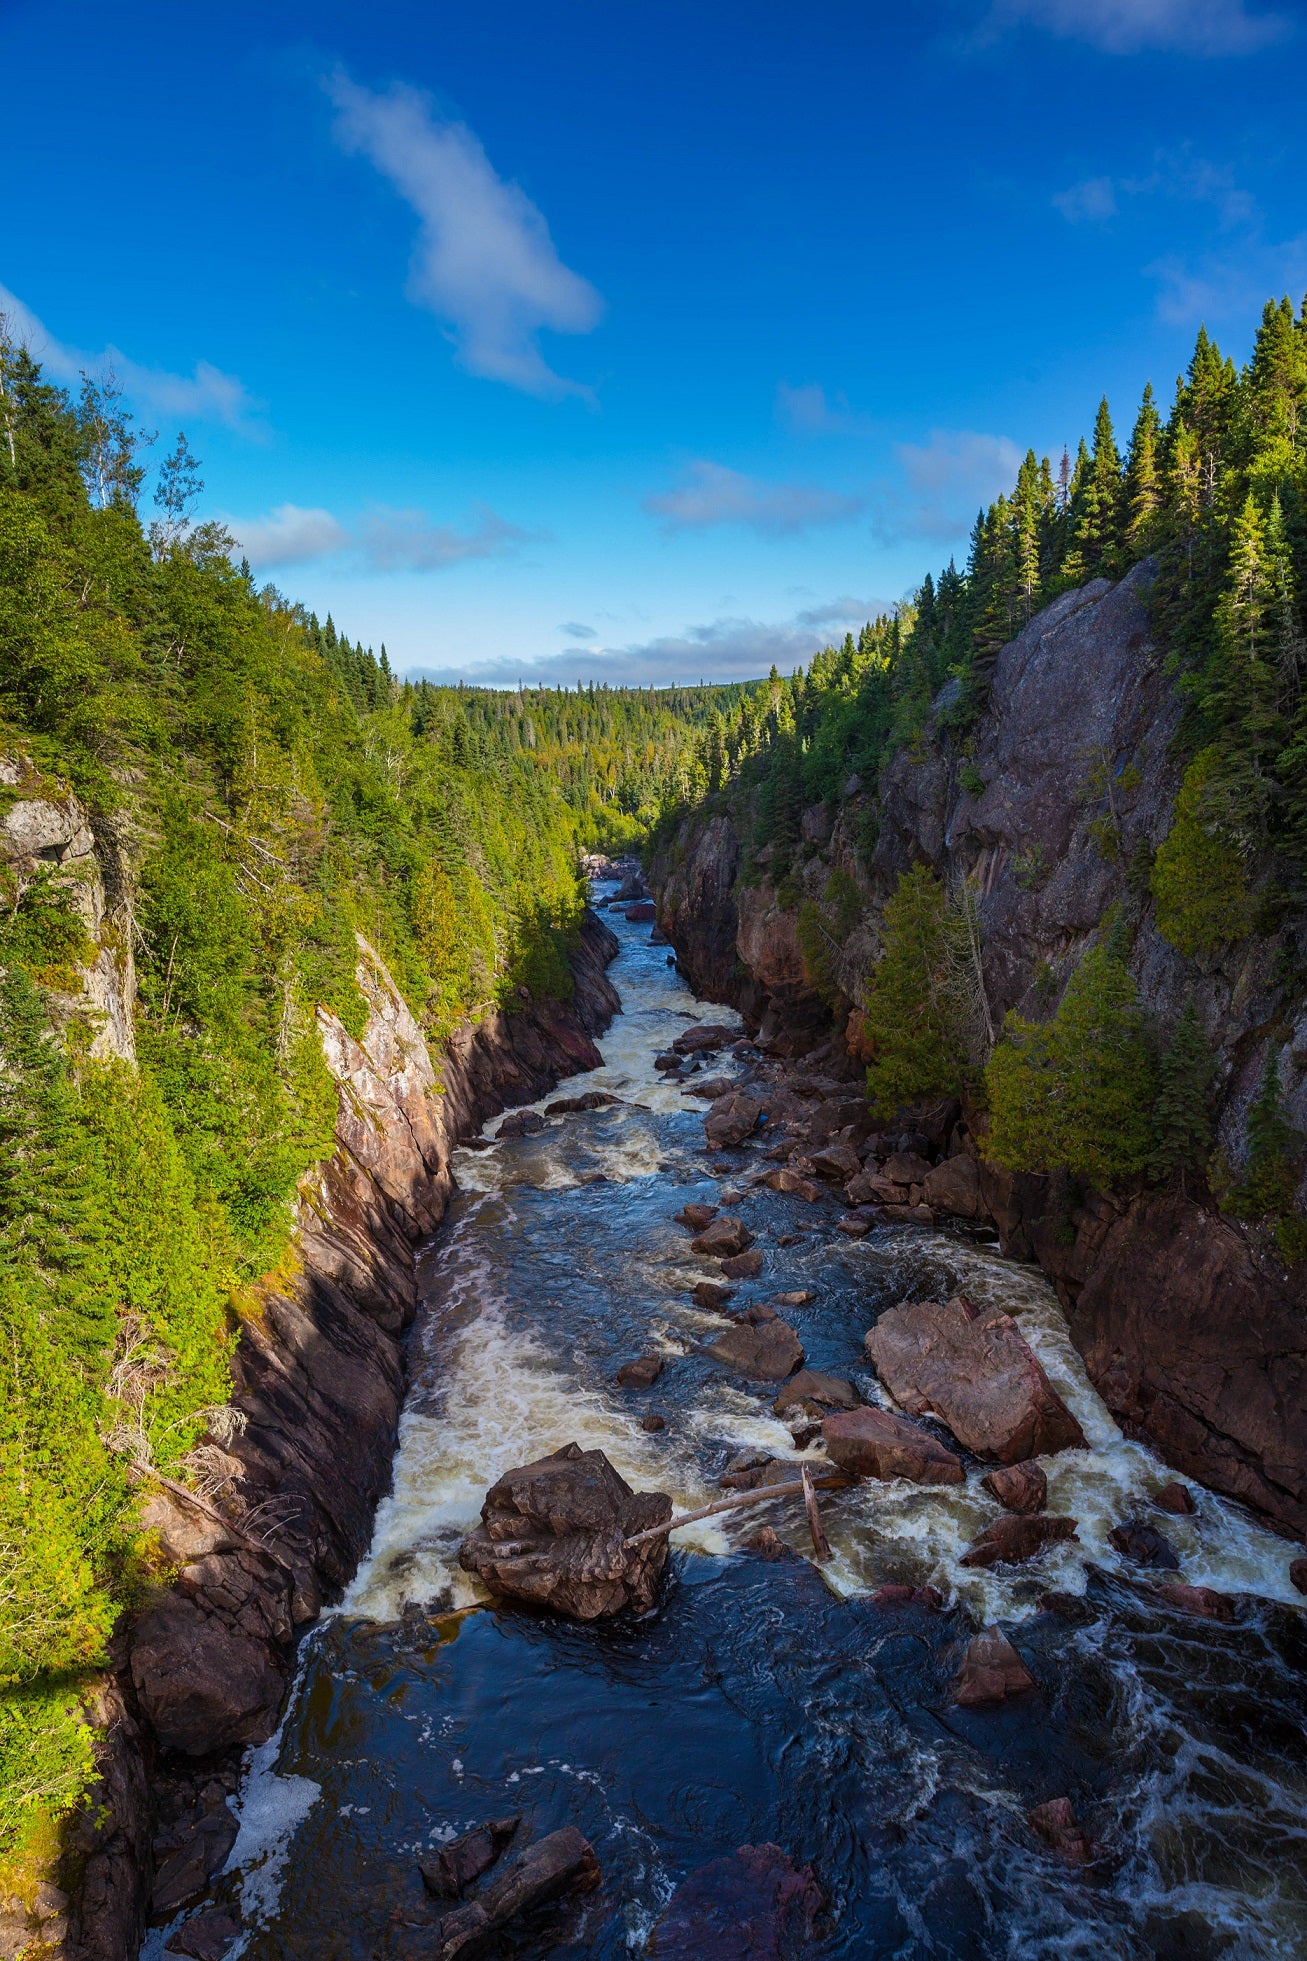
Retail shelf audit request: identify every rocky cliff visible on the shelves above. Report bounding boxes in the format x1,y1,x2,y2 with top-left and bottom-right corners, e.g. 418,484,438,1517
650,564,1307,1542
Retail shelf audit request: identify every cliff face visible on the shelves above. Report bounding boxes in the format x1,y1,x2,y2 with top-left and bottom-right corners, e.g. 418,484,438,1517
649,566,1307,1540
56,910,620,1961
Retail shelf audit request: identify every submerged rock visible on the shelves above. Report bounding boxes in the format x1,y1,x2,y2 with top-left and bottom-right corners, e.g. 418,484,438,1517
865,1296,1085,1463
1292,1557,1307,1596
1153,1481,1197,1516
164,1911,242,1961
458,1444,671,1620
1109,1519,1180,1569
495,1108,545,1139
721,1249,765,1280
960,1514,1079,1568
545,1089,622,1114
692,1279,736,1311
772,1370,859,1415
646,1842,826,1957
707,1317,804,1381
822,1407,964,1485
419,1817,520,1898
642,1412,666,1432
953,1627,1038,1707
1028,1798,1095,1865
873,1583,944,1609
980,1461,1048,1514
1148,1581,1234,1620
432,1827,600,1959
617,1355,665,1389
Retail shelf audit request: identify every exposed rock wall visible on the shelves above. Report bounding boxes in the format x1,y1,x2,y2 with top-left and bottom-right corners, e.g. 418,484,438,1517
63,911,620,1961
649,566,1307,1541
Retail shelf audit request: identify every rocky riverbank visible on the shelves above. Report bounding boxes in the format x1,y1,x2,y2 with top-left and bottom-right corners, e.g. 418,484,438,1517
647,570,1307,1546
58,909,620,1961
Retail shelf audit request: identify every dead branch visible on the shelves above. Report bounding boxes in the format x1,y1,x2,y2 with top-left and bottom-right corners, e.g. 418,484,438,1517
622,1471,848,1549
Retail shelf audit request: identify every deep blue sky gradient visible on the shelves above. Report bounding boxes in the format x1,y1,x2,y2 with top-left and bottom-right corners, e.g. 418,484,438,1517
2,0,1305,681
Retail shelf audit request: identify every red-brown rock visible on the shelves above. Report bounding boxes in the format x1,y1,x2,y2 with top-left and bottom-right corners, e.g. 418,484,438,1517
960,1514,1079,1568
772,1369,860,1415
873,1584,944,1609
692,1216,754,1258
865,1296,1085,1462
419,1817,520,1898
809,1141,861,1182
762,1169,821,1202
432,1827,600,1959
708,1318,803,1381
721,1249,765,1279
1148,1582,1233,1620
692,1279,736,1311
165,1911,242,1960
642,1412,666,1432
981,1461,1048,1514
617,1355,664,1389
458,1444,671,1619
1109,1519,1179,1569
881,1150,934,1189
1154,1481,1197,1515
1028,1798,1094,1865
1291,1557,1307,1596
953,1627,1038,1707
679,1202,718,1229
704,1092,765,1148
921,1154,987,1221
821,1407,964,1485
625,902,657,921
647,1843,826,1957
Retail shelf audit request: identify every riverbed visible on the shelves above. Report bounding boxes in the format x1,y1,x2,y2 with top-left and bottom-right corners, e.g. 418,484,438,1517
169,884,1307,1960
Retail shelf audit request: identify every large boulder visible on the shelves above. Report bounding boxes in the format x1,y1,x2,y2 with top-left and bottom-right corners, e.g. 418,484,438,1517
721,1249,764,1279
762,1169,821,1202
674,1022,738,1054
921,1154,987,1220
960,1514,1079,1567
420,1817,520,1898
692,1216,754,1258
129,1600,283,1757
705,1093,765,1148
432,1827,600,1959
708,1317,804,1381
809,1141,862,1182
773,1370,860,1415
821,1408,964,1485
981,1461,1047,1513
646,1843,826,1958
953,1627,1038,1707
458,1444,671,1619
865,1296,1085,1462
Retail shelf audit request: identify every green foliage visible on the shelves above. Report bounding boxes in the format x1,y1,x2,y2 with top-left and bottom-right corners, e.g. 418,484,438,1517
1225,1045,1306,1256
985,940,1157,1184
1150,997,1216,1191
1150,749,1255,957
796,869,863,1006
861,864,967,1117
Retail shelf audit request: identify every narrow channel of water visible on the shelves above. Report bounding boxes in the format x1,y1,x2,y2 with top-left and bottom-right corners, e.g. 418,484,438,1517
180,888,1307,1959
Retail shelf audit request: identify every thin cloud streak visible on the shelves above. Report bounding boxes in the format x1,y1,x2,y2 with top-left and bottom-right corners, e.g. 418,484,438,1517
0,283,261,433
874,429,1022,544
326,70,602,401
977,0,1291,55
646,460,863,535
231,501,538,574
776,381,874,435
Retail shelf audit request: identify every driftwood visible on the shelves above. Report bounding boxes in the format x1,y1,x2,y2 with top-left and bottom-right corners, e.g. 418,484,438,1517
622,1471,846,1549
802,1463,832,1563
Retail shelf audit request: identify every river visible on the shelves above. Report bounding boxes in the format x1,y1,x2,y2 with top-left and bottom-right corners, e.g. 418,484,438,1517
164,882,1307,1960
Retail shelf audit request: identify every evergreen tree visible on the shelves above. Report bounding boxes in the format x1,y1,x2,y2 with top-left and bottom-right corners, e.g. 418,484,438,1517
1123,382,1163,556
1150,996,1215,1192
861,864,966,1117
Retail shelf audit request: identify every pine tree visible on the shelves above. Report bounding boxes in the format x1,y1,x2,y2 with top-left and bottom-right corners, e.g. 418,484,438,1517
1064,399,1123,581
1150,997,1215,1192
1265,493,1305,709
1238,1043,1304,1221
1123,382,1163,557
862,864,966,1117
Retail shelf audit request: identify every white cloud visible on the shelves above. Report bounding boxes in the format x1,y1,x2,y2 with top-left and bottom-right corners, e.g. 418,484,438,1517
1053,175,1118,222
1054,149,1260,231
775,381,873,435
230,501,535,573
0,283,261,433
326,70,602,400
646,460,863,535
875,429,1022,543
980,0,1292,54
1146,233,1307,326
558,620,597,639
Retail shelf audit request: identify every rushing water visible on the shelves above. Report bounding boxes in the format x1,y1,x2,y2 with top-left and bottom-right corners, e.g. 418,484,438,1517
167,887,1307,1960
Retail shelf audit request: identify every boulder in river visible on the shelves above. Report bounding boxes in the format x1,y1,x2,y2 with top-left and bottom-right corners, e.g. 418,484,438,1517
980,1461,1048,1514
873,1584,944,1610
1028,1798,1095,1865
821,1407,964,1485
545,1090,622,1114
674,1022,737,1054
920,1154,987,1220
762,1169,821,1202
773,1370,859,1415
164,1911,242,1961
495,1108,545,1139
960,1514,1079,1568
419,1817,521,1898
707,1316,804,1381
641,1412,666,1433
691,1216,754,1257
625,902,657,921
721,1248,764,1279
808,1141,861,1182
774,1290,815,1307
1153,1481,1197,1516
678,1202,719,1229
1109,1519,1180,1569
655,1051,683,1072
617,1355,664,1389
458,1444,672,1619
692,1279,735,1311
1291,1557,1307,1596
646,1842,826,1957
432,1827,600,1960
704,1092,764,1148
1148,1581,1234,1620
864,1296,1085,1462
953,1627,1038,1707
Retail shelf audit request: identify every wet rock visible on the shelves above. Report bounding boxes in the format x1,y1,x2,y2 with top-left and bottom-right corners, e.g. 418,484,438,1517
881,1150,934,1190
679,1202,719,1229
164,1910,243,1960
1148,1581,1234,1620
960,1514,1079,1568
650,926,669,944
625,902,657,921
432,1826,600,1959
762,1169,821,1202
877,1202,935,1224
704,1092,765,1148
692,1280,736,1311
674,1022,737,1054
150,1806,240,1917
774,1290,815,1307
1028,1798,1094,1865
1291,1557,1307,1595
692,1216,754,1258
495,1108,545,1139
953,1627,1038,1707
809,1142,862,1182
420,1817,521,1898
458,1444,671,1620
655,1051,683,1072
130,1602,284,1758
821,1408,964,1485
865,1296,1085,1463
844,1168,888,1205
617,1355,664,1389
721,1249,765,1280
720,1456,795,1492
685,1076,738,1100
1154,1481,1197,1516
921,1154,987,1221
744,1526,798,1560
707,1318,804,1381
544,1090,621,1114
646,1842,826,1958
981,1461,1048,1514
773,1370,859,1415
1109,1519,1180,1569
837,1216,871,1238
873,1584,944,1609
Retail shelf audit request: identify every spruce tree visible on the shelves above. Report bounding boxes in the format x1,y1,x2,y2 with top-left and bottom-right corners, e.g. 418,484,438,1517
1124,382,1163,557
862,864,965,1117
1150,996,1215,1193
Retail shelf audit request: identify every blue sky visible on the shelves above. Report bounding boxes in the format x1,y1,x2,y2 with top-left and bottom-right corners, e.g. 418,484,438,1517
2,0,1305,684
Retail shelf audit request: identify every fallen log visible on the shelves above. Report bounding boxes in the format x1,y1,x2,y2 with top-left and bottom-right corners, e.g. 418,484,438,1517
802,1463,832,1563
622,1471,846,1548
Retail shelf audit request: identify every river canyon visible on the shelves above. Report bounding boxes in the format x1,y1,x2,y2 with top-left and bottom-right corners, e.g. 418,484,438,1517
142,884,1307,1961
